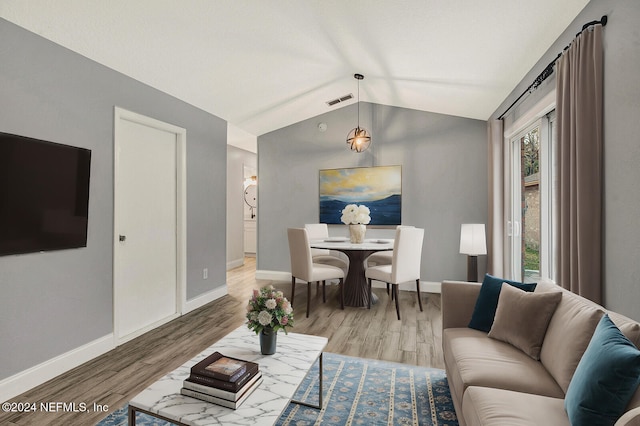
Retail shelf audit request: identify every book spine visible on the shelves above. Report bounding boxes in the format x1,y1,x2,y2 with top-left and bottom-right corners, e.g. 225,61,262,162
183,372,262,401
188,366,258,391
181,388,239,409
181,377,262,410
188,373,237,390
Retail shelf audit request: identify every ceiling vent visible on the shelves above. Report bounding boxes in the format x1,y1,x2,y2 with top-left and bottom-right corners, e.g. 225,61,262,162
326,93,353,107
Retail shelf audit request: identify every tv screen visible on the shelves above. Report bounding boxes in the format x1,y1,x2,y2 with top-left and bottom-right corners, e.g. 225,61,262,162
0,132,91,256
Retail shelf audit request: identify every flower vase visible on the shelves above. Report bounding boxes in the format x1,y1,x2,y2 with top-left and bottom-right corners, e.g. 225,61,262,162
349,224,366,244
259,327,277,355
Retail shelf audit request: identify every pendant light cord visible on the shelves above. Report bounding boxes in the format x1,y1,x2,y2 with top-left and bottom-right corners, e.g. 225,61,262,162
357,77,360,128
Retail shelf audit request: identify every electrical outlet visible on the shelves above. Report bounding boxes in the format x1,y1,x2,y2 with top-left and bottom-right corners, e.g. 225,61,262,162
203,268,208,279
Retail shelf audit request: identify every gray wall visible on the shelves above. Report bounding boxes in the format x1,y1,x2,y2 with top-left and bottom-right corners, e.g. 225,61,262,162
489,0,640,320
257,102,487,283
0,19,227,379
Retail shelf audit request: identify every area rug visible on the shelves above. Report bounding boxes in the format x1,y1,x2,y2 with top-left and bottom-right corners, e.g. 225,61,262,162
96,353,458,426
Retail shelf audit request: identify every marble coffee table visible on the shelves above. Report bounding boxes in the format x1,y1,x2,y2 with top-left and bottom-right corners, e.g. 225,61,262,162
128,325,327,425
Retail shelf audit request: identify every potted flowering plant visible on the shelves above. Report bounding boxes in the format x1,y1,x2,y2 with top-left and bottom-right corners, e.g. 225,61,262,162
341,204,371,243
246,285,294,354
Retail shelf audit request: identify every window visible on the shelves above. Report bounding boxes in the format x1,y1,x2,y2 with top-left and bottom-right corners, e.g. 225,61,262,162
508,111,556,283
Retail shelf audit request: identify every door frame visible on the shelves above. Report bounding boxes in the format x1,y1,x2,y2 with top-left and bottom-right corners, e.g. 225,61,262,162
113,106,187,344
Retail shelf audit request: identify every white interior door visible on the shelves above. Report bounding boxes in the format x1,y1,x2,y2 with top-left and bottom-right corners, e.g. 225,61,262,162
114,108,186,343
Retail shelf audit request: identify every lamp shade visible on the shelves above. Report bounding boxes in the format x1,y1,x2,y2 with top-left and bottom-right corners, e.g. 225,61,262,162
459,224,487,255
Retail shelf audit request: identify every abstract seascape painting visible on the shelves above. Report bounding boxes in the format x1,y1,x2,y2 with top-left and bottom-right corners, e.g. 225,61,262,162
319,165,401,225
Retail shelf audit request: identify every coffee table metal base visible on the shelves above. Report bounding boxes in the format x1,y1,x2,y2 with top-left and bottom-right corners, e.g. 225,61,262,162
290,352,322,409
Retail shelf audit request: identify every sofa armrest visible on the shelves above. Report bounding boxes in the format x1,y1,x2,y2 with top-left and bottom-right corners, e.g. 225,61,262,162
616,407,640,426
441,280,482,330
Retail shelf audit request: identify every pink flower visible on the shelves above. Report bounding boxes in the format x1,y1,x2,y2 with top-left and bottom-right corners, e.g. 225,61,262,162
281,316,289,325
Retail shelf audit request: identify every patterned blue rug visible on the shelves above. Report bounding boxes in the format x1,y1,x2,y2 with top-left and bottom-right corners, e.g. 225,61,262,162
96,353,458,426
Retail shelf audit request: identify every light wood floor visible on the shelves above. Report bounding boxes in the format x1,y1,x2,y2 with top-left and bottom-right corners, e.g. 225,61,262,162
1,257,443,426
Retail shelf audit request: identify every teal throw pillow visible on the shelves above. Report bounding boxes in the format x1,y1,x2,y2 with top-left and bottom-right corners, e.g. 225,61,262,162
468,274,537,332
565,314,640,426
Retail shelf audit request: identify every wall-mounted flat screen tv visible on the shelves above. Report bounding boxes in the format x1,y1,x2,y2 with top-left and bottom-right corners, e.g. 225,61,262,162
0,132,91,256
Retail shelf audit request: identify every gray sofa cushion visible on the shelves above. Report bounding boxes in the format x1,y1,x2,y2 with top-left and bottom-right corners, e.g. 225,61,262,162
462,386,569,426
443,328,564,402
537,283,604,393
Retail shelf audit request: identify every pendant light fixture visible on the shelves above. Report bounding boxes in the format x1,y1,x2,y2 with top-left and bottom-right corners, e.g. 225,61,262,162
346,73,371,153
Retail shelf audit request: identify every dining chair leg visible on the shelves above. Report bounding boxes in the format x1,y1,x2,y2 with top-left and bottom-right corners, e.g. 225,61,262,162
306,282,311,318
291,276,296,306
394,284,401,320
367,278,372,309
416,279,423,312
386,283,390,296
322,280,326,303
339,278,344,310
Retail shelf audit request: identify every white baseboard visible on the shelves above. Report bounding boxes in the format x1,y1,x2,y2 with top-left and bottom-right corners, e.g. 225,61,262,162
371,280,441,293
255,270,441,293
184,284,228,314
226,258,244,270
0,334,115,403
255,270,291,282
117,312,181,345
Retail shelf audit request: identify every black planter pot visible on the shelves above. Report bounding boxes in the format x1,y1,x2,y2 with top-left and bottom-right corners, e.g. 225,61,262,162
260,327,277,355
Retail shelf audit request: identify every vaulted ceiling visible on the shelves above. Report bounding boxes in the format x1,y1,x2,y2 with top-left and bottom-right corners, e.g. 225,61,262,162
1,0,589,136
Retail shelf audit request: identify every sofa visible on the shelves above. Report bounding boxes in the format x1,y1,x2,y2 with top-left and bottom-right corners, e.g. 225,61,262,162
442,277,640,426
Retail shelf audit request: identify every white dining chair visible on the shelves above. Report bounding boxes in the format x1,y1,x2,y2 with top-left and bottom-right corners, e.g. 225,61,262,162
365,225,414,295
305,223,349,274
365,226,424,320
366,251,393,267
288,228,345,317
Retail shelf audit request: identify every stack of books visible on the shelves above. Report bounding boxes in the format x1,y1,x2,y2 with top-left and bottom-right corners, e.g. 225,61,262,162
180,351,262,409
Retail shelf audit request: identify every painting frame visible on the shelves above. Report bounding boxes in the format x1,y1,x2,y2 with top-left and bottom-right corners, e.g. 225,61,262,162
319,165,402,226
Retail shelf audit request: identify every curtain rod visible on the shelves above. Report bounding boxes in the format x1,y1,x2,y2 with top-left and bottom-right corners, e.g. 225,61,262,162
497,15,608,120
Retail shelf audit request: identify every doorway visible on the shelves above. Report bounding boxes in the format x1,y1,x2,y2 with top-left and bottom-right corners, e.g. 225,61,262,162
113,107,187,343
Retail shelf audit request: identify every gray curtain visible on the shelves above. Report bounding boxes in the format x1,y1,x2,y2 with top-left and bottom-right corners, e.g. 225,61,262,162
487,119,505,277
556,24,604,303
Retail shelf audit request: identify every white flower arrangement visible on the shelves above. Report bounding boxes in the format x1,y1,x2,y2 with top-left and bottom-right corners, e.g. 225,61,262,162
246,285,294,334
340,204,371,225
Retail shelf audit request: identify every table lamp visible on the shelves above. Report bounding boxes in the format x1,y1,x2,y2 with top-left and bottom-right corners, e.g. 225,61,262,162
460,224,487,282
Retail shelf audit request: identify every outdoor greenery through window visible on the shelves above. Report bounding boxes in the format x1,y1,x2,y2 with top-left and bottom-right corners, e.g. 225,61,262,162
521,127,540,280
509,110,556,284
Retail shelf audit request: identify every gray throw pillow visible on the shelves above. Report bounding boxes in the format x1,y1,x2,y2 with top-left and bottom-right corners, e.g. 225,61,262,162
488,283,562,360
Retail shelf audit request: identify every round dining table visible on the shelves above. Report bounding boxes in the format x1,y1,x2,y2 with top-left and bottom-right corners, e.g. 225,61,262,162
309,237,394,308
